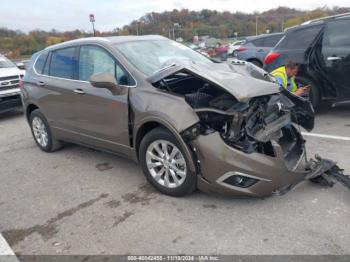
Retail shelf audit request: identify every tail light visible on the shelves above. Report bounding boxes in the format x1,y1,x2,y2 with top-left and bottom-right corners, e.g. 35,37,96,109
19,79,24,88
264,52,280,65
236,47,247,52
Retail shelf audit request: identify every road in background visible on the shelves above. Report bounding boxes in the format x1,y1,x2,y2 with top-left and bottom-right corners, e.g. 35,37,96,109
0,104,349,255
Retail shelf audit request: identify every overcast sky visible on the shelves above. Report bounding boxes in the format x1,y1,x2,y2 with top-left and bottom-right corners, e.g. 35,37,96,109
1,0,349,32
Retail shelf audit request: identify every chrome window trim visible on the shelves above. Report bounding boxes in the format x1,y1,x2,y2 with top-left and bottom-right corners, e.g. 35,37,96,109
32,43,137,88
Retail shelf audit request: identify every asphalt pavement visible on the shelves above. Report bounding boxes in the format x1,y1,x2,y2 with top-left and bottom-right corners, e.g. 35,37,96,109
0,104,349,255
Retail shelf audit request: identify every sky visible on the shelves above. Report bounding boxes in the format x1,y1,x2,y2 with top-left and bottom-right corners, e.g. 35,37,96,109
1,0,349,32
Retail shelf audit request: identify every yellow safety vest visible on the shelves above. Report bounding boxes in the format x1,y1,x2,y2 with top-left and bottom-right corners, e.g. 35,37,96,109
271,66,298,92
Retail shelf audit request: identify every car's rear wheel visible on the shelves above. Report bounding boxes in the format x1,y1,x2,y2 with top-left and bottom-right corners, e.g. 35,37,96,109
139,127,196,197
30,109,62,152
295,76,320,111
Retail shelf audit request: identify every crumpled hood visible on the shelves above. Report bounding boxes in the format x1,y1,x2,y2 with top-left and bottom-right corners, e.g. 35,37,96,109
147,60,280,102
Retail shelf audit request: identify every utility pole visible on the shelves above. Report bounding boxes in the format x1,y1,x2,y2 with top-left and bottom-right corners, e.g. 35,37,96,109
281,19,284,31
255,16,258,36
173,23,180,40
89,14,96,36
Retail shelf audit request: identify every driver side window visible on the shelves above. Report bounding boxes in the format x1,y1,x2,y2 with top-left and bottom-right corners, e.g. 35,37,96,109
78,45,130,85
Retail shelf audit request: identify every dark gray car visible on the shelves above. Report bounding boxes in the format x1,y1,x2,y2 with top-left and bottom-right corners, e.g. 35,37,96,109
21,35,346,197
236,33,284,67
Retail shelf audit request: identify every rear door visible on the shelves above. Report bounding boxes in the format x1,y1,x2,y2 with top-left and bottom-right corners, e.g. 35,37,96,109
320,18,350,102
36,46,82,141
71,44,135,156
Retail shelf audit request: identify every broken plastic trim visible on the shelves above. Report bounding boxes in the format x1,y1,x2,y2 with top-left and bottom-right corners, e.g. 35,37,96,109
274,155,350,195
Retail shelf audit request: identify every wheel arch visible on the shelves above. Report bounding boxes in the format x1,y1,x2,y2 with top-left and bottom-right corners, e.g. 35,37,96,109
134,118,197,173
26,103,39,122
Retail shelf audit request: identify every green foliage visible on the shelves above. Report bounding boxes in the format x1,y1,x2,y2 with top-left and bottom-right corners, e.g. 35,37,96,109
0,6,349,58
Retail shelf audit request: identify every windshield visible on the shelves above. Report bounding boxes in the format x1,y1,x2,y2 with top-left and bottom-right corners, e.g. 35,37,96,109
0,55,16,69
114,40,213,76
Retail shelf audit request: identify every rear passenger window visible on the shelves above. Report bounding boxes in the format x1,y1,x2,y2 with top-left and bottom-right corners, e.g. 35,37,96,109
252,38,265,47
34,52,48,74
323,19,350,47
280,25,322,50
263,35,283,47
49,47,77,79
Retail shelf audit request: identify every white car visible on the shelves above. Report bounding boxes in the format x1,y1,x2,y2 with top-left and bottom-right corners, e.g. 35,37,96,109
0,55,24,113
227,40,246,56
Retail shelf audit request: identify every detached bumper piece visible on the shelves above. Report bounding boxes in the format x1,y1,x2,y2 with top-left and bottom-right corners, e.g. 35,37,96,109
309,155,350,190
275,155,350,195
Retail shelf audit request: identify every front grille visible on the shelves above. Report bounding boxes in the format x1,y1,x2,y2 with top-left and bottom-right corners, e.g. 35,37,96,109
0,75,19,81
0,75,20,91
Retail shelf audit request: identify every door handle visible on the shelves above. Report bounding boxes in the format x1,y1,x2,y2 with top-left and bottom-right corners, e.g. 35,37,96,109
327,56,341,61
36,81,46,86
74,88,85,95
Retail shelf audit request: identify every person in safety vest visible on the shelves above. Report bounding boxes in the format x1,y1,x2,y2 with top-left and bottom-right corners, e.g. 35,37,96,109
270,60,309,96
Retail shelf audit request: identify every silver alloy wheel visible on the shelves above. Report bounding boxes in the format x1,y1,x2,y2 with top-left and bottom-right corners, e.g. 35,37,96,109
146,139,187,188
32,116,49,148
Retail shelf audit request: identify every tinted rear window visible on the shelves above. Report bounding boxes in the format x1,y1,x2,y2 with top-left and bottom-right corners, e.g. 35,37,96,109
49,47,77,79
323,19,350,47
34,52,48,74
251,38,265,47
279,25,322,50
263,35,283,47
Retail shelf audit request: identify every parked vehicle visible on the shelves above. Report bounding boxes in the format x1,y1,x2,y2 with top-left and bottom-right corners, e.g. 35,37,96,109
227,40,246,57
264,13,350,109
22,36,345,197
236,33,284,67
0,54,24,114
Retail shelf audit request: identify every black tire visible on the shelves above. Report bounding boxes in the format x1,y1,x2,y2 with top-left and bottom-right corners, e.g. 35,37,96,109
248,59,263,68
29,109,62,152
139,127,196,197
295,76,320,111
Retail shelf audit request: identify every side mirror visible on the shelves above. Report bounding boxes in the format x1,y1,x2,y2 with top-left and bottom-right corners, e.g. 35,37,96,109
90,72,119,89
16,62,25,70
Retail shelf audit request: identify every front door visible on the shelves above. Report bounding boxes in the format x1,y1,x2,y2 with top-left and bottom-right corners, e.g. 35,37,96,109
71,44,135,156
320,18,350,102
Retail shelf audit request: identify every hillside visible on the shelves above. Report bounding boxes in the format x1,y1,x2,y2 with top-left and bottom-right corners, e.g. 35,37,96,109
1,6,349,58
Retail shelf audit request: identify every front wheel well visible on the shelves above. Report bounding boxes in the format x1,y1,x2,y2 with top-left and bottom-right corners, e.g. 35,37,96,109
135,121,163,160
26,104,39,121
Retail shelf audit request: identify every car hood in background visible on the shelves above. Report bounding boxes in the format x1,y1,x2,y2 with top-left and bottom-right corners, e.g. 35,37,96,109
0,67,22,78
147,60,280,102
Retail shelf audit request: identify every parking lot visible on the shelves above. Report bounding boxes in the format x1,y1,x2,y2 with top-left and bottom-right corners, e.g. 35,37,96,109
0,104,349,255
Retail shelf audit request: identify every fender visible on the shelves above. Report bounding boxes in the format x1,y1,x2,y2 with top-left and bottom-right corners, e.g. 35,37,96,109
129,87,200,173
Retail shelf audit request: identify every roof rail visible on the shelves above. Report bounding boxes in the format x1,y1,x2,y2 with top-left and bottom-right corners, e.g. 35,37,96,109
302,12,350,25
283,25,299,32
44,37,110,50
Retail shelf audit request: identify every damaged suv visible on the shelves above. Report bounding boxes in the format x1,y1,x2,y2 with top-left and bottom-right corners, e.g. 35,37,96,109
22,36,347,197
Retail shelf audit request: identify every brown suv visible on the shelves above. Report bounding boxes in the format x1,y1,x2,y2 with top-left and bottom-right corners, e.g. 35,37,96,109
22,35,337,197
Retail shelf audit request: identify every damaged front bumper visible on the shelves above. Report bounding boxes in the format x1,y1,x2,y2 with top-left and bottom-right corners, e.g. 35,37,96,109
190,131,342,197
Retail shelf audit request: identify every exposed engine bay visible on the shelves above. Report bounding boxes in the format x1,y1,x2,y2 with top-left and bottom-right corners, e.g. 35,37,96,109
153,68,308,170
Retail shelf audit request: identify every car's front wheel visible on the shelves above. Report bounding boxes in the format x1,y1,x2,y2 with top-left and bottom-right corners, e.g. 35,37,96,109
29,109,62,152
139,127,196,197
